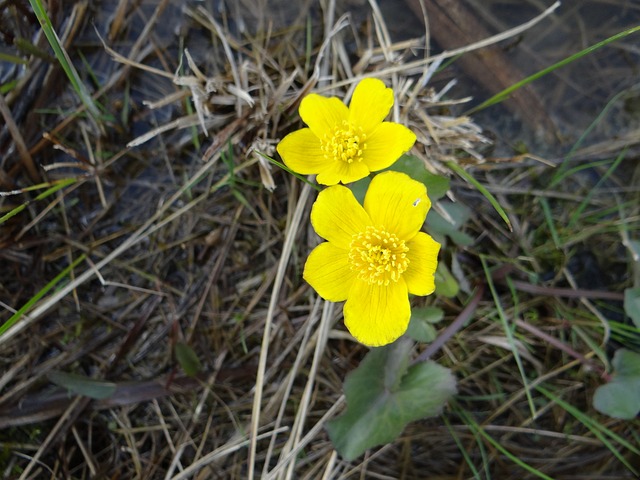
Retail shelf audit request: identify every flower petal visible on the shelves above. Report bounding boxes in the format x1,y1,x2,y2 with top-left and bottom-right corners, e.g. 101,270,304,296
404,232,440,296
310,184,371,249
304,242,355,302
277,128,327,174
300,94,349,139
315,159,371,185
364,171,431,241
348,78,394,133
362,122,416,171
344,279,410,347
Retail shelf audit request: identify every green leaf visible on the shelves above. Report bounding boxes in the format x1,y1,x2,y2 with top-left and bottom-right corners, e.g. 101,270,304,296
593,381,640,420
406,307,444,343
593,349,640,420
28,0,102,124
326,338,457,460
611,348,640,377
624,287,640,329
349,176,371,205
175,342,202,377
47,371,116,400
435,262,460,298
427,201,474,247
390,155,450,201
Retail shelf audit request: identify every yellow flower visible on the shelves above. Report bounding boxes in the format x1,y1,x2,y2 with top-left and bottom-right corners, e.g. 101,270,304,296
304,171,441,347
277,78,416,185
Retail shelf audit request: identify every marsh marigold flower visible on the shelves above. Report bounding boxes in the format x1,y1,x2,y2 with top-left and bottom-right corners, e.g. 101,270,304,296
304,171,440,347
277,78,416,185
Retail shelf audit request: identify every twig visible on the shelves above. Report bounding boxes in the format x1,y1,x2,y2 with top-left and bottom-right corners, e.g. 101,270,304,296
414,284,485,363
514,318,607,379
0,93,40,182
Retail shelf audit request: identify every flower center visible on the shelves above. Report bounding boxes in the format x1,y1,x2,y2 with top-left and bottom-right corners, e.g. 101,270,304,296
322,120,367,164
349,226,409,286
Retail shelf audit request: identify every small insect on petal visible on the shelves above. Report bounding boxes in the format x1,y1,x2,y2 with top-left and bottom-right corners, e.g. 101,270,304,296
412,198,421,207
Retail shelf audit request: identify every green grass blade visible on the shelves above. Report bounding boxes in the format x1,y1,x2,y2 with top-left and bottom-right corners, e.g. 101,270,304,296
456,403,554,480
0,177,78,226
537,385,639,475
13,37,53,61
466,25,640,115
571,325,610,374
538,197,560,249
0,203,29,225
0,254,86,337
0,51,28,64
550,158,616,189
446,161,512,231
28,0,102,123
551,89,629,186
481,256,537,418
567,151,625,229
443,415,482,478
1,80,18,94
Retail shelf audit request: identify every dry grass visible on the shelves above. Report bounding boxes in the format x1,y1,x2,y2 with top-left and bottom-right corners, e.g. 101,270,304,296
1,0,639,479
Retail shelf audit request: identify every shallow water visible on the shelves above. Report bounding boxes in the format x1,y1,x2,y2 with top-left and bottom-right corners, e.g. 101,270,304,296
2,0,637,162
376,0,640,158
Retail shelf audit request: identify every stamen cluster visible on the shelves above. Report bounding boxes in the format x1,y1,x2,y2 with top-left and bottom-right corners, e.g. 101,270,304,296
322,120,367,164
349,225,409,286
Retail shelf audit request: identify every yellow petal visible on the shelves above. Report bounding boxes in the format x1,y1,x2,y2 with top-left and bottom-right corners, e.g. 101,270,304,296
310,185,371,249
404,232,440,296
348,78,394,133
343,279,410,347
277,128,328,174
304,242,355,302
316,159,370,185
300,94,349,139
364,171,431,241
363,122,416,171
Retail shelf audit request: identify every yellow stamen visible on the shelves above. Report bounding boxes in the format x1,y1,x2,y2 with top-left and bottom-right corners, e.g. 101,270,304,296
322,120,367,164
349,225,409,286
